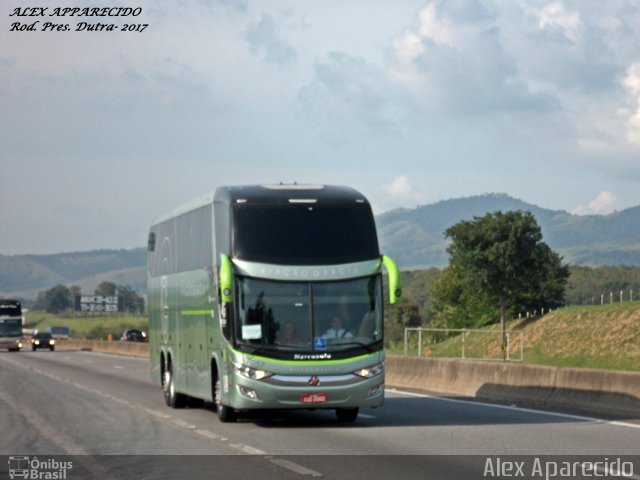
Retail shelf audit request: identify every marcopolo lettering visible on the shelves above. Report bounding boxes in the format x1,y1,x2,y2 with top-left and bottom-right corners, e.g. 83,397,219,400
294,353,333,360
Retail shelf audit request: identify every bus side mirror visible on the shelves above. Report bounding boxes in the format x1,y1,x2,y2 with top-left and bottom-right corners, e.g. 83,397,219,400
382,255,402,304
147,232,156,252
220,254,234,303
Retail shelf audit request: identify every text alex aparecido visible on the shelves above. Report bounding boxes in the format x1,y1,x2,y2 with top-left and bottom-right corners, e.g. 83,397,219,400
9,7,148,33
484,458,634,480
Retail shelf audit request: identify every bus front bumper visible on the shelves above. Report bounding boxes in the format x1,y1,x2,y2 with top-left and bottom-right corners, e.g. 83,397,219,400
225,371,385,411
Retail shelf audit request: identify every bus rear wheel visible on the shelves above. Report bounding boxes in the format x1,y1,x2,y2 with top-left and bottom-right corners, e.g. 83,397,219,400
336,407,359,422
214,377,238,423
163,364,186,408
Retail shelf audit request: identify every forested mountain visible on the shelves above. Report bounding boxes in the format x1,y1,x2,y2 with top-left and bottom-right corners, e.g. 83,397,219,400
377,193,640,268
0,249,146,300
2,193,640,300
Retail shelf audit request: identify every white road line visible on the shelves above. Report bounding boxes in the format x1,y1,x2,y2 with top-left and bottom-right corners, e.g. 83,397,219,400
195,429,227,442
229,443,267,455
386,388,640,430
144,408,171,419
172,418,197,429
113,365,124,369
359,414,376,419
268,458,323,477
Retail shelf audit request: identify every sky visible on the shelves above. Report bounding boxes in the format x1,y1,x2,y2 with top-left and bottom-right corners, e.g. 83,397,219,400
2,0,640,255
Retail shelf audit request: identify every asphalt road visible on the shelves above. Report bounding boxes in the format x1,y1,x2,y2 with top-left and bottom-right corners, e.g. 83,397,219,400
0,349,638,480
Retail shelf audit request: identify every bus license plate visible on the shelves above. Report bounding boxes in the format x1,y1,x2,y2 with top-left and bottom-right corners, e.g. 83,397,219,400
300,393,328,404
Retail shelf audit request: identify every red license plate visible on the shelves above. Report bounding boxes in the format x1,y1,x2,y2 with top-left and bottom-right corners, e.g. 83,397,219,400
300,393,328,404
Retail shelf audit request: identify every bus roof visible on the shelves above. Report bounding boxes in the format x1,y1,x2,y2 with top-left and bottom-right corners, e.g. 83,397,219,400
151,184,370,226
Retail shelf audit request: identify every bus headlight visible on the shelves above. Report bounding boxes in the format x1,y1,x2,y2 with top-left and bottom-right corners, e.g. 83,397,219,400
232,362,274,380
353,362,384,378
34,340,40,345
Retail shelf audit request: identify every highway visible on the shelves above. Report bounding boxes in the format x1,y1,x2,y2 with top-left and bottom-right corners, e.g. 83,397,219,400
1,349,638,480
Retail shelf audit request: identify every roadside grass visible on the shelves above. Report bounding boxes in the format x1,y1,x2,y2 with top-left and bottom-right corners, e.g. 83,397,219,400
395,302,640,372
24,310,148,341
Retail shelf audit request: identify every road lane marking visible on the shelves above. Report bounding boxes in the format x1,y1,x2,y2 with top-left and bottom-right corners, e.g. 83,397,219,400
230,443,267,455
144,408,171,419
386,388,640,430
172,418,197,429
195,429,227,442
267,458,323,477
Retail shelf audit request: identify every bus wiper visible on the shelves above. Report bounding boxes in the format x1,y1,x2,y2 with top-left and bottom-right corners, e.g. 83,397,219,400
249,344,266,355
331,341,376,353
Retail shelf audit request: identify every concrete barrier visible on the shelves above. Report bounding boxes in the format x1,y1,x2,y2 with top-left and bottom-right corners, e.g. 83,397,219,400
62,339,149,358
57,341,639,418
386,355,640,419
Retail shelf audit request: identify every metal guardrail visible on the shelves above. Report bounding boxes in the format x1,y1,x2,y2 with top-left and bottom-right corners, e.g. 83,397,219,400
403,327,525,362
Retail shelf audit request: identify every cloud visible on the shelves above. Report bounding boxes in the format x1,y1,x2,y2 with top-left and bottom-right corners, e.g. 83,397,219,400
622,62,640,145
245,14,297,65
416,3,453,46
536,2,583,44
572,191,619,215
382,175,427,204
389,0,558,116
297,51,402,144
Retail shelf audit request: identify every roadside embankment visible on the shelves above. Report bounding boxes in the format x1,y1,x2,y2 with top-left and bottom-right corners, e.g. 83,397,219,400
386,355,640,419
58,340,640,419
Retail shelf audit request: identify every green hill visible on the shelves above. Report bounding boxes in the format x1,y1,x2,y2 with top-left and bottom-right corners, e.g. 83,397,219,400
408,303,640,372
0,249,146,300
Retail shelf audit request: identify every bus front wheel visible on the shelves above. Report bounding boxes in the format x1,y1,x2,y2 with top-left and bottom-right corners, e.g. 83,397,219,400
214,377,238,423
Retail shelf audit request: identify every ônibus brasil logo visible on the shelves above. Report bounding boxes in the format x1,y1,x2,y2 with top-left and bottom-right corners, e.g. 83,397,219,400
8,456,73,479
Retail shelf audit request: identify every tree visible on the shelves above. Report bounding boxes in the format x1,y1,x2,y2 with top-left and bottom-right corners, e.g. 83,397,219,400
430,264,498,330
117,284,145,315
44,284,72,314
95,281,117,296
438,211,569,356
384,300,422,345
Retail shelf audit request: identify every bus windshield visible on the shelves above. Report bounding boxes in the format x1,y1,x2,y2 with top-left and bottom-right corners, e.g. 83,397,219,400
234,276,383,353
232,204,379,265
0,319,23,337
0,302,21,318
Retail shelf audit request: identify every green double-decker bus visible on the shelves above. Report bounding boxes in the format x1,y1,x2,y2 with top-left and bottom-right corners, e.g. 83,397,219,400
0,299,24,352
147,184,401,422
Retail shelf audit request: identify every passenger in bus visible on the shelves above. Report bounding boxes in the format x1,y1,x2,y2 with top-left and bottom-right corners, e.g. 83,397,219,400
322,316,353,339
275,321,303,345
